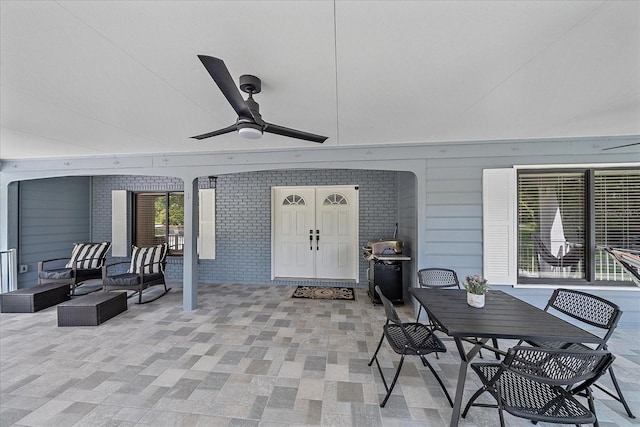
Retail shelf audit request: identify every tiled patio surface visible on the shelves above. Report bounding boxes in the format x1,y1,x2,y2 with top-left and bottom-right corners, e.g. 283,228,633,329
1,283,638,426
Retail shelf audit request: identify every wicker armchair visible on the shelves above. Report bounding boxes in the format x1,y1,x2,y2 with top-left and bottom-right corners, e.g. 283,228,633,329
38,242,111,295
368,285,452,408
102,244,170,304
462,346,614,426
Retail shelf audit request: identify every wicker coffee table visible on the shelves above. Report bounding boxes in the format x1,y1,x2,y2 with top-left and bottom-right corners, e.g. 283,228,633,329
57,291,127,326
1,282,70,313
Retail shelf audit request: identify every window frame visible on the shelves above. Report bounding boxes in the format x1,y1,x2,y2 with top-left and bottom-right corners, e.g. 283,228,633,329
132,191,184,257
516,166,639,288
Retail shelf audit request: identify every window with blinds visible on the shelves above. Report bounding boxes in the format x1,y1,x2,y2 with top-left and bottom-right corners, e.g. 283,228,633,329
517,167,639,286
518,171,585,280
594,169,640,283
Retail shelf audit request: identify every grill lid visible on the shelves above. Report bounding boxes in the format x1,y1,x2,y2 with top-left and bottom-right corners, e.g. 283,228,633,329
365,239,403,255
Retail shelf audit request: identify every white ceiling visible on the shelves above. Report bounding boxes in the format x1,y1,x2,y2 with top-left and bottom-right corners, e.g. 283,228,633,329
1,0,639,160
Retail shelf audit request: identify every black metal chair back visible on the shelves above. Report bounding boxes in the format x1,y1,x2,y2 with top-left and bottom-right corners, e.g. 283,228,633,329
463,346,614,426
415,268,459,323
528,288,634,419
368,285,452,408
546,288,621,344
417,268,461,289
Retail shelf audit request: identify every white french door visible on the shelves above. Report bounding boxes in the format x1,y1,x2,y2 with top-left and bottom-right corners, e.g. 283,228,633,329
272,185,359,281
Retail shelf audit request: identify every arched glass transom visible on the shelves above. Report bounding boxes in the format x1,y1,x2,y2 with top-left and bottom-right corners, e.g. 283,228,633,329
323,193,348,205
283,194,306,206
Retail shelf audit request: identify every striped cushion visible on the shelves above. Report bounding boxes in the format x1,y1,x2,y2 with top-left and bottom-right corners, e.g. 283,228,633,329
65,242,111,269
128,244,167,274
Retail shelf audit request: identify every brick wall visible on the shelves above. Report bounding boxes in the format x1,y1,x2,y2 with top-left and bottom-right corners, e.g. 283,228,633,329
91,170,398,286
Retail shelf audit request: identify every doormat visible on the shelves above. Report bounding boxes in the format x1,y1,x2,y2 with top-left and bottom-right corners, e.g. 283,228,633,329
291,286,355,301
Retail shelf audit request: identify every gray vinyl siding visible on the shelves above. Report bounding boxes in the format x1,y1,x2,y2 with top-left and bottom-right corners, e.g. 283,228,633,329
16,177,91,289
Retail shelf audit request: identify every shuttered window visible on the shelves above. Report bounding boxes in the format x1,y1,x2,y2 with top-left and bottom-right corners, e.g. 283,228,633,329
517,167,639,286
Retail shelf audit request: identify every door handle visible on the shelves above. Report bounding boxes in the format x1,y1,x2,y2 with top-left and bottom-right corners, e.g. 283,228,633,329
316,230,320,250
309,230,313,250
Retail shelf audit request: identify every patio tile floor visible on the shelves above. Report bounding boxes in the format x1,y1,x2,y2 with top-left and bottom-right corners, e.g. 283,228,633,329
1,283,638,426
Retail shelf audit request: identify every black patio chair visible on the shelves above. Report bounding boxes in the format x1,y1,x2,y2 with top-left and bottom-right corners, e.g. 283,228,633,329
38,242,111,295
522,288,635,419
416,268,499,359
102,243,171,304
368,285,453,408
462,346,614,427
415,268,460,323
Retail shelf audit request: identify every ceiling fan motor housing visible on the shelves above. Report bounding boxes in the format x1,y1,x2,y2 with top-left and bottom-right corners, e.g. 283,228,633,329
239,74,261,94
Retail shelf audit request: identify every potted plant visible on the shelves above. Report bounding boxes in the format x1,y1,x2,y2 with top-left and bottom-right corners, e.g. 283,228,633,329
463,275,489,308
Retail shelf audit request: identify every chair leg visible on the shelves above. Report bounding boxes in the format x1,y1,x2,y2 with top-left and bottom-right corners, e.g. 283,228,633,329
369,334,392,403
420,355,453,407
492,338,501,360
462,386,488,418
380,355,405,407
416,305,423,323
368,334,385,367
585,387,600,427
606,366,636,418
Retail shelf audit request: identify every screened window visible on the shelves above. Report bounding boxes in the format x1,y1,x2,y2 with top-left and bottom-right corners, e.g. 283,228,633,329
517,168,639,286
134,192,184,256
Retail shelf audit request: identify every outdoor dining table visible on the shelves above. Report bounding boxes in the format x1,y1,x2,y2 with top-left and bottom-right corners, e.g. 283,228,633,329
408,288,602,427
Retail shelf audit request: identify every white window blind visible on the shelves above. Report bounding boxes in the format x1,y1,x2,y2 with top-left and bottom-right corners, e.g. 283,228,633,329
517,172,585,279
594,170,640,249
594,170,640,283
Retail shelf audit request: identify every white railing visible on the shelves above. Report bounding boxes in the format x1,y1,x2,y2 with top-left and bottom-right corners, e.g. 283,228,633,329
519,245,633,284
595,246,634,283
0,248,18,293
168,234,184,251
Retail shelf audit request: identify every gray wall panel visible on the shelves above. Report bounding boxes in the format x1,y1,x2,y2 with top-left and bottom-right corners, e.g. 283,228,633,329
17,177,91,288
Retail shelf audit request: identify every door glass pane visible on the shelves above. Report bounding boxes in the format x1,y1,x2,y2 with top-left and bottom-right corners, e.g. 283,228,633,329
168,193,184,255
136,193,167,247
518,172,585,279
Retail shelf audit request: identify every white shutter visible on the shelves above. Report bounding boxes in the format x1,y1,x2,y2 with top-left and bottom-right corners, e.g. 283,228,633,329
198,189,216,259
483,168,517,285
111,190,128,257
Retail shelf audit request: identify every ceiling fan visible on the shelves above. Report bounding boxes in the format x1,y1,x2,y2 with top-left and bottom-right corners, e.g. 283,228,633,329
191,55,327,143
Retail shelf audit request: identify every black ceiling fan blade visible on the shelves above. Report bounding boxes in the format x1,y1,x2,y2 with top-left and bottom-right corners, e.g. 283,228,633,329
197,55,255,121
190,124,237,140
601,142,640,151
264,123,327,143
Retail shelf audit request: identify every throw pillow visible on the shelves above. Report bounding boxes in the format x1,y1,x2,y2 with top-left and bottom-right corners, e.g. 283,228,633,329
65,242,111,269
129,243,168,274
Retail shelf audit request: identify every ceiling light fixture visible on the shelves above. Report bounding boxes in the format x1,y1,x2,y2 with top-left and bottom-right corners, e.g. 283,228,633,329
237,122,263,139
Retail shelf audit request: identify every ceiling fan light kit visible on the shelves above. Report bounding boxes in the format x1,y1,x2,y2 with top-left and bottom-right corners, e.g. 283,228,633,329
192,55,327,143
237,122,263,139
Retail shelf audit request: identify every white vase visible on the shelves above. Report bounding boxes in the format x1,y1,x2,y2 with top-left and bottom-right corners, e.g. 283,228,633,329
467,292,485,308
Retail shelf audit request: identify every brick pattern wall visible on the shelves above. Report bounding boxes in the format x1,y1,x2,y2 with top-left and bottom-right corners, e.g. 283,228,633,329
91,170,398,286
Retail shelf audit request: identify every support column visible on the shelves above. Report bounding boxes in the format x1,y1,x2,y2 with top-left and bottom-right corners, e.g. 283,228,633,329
182,178,199,310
